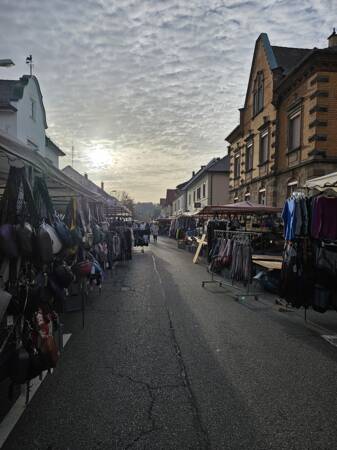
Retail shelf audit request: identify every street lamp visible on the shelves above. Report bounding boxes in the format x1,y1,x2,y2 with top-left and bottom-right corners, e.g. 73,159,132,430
0,59,15,68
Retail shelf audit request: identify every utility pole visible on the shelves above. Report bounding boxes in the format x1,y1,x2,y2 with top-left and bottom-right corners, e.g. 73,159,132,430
71,142,74,167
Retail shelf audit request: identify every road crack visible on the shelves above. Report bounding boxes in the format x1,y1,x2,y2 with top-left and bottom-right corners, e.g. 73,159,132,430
152,255,211,450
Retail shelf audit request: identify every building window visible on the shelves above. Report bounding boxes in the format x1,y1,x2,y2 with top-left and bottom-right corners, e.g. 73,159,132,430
234,153,240,178
253,72,264,116
260,130,269,164
30,98,35,120
245,191,251,201
196,187,201,200
245,141,253,172
193,191,196,202
258,188,266,205
188,193,191,205
288,112,301,151
202,183,206,198
287,179,298,197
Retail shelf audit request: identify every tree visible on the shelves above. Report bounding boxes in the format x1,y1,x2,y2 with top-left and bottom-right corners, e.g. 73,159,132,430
115,191,135,216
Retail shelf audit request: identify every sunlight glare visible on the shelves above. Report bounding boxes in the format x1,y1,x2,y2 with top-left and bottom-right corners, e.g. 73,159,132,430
88,145,113,168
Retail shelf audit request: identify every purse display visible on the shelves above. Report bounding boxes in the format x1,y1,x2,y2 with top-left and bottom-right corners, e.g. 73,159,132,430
16,222,33,256
0,224,19,259
54,217,73,248
41,222,63,255
36,225,53,264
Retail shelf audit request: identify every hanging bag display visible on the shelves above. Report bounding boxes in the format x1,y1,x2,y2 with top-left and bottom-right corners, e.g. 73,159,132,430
0,224,18,259
36,225,53,264
16,222,33,256
53,264,73,288
41,222,63,255
72,260,92,277
54,217,73,248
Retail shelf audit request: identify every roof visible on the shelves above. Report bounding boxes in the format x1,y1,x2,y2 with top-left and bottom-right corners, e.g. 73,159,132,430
62,165,119,204
0,75,47,128
226,33,323,142
0,130,103,203
271,46,312,75
45,136,66,156
183,156,229,191
176,180,189,190
165,189,178,205
197,201,281,216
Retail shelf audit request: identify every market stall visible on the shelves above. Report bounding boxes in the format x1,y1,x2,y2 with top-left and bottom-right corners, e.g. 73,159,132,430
196,201,283,295
279,175,337,316
0,131,131,408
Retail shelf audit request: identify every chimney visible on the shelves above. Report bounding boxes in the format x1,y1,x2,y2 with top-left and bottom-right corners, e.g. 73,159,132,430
192,171,195,177
84,173,88,179
328,28,337,47
101,181,104,191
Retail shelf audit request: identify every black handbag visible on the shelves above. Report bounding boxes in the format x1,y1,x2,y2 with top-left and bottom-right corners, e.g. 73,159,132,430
36,226,53,264
16,223,33,256
53,264,73,288
0,224,18,259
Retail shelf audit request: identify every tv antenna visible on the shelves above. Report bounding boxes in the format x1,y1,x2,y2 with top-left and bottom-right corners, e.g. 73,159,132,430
71,141,74,167
26,55,33,76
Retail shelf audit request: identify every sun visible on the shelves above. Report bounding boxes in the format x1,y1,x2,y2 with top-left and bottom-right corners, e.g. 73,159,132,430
88,145,112,168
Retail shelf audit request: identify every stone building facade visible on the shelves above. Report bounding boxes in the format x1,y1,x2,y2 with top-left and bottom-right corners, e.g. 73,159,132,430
226,31,337,207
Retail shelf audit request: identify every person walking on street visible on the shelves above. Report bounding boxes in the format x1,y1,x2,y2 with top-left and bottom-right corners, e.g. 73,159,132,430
151,222,159,243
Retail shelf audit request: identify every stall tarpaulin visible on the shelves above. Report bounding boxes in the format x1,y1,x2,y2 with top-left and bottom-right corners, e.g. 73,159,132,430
305,171,337,192
197,201,282,216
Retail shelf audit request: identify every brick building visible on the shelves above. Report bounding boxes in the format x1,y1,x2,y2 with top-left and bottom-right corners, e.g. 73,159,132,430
226,30,337,207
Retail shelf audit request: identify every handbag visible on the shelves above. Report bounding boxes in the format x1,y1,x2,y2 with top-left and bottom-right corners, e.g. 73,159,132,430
0,224,18,259
54,218,73,248
53,264,73,288
16,222,33,256
36,226,53,264
72,260,92,277
70,227,83,246
41,222,63,255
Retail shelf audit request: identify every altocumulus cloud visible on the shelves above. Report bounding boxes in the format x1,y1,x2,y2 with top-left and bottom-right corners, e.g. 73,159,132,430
0,0,334,200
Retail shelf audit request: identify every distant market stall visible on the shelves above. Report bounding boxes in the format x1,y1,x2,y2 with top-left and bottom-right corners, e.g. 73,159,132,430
196,200,282,216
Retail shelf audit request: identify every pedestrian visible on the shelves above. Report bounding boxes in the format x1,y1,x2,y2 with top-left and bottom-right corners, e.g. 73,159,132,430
151,222,159,243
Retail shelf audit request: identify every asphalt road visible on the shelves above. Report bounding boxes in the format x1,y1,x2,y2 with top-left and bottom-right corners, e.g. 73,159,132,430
3,237,337,449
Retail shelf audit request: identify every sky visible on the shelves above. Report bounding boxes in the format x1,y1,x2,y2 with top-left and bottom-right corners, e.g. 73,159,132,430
0,0,335,202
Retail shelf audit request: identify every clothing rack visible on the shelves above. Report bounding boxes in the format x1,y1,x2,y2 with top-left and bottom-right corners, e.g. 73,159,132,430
202,229,262,300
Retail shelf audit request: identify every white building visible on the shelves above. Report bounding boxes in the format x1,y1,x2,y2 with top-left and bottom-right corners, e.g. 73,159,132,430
0,75,64,168
184,156,230,214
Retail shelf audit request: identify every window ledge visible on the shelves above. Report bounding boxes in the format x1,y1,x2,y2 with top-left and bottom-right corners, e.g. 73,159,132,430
245,168,253,173
257,160,269,167
286,146,301,155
